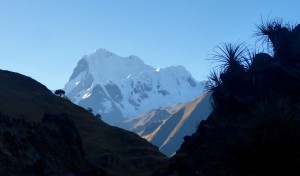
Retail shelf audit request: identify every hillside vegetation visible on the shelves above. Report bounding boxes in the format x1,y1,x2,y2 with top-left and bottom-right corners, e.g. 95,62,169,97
161,20,300,176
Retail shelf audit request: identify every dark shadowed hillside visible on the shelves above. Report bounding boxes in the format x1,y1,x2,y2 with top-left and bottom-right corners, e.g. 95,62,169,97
160,20,300,176
0,69,167,176
0,113,105,175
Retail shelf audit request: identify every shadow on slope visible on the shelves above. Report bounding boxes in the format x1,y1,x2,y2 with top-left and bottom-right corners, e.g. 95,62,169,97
0,69,167,176
115,92,212,157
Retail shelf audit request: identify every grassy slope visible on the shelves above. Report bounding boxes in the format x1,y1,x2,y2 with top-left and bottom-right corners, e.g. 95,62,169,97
0,69,167,176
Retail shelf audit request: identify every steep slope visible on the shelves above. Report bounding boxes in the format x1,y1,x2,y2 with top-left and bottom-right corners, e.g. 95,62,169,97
65,49,203,124
114,104,183,137
159,22,300,176
0,69,167,176
152,92,212,156
0,113,104,175
115,92,212,157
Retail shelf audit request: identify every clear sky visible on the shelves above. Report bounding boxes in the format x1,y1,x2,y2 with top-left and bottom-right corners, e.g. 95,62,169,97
1,0,299,90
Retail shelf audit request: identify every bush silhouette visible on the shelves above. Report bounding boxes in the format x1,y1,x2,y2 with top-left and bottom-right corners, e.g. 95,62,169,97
207,20,300,175
206,20,300,113
54,89,65,97
86,107,93,114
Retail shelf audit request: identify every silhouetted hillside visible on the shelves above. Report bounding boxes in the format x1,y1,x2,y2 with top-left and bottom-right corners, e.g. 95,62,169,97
0,69,167,176
161,20,300,176
0,113,105,175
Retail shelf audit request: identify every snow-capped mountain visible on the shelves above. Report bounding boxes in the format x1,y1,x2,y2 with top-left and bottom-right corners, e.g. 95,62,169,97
115,91,212,156
65,49,204,124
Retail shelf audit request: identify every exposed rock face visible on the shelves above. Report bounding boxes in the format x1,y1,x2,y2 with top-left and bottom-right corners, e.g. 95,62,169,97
65,49,203,124
0,69,167,176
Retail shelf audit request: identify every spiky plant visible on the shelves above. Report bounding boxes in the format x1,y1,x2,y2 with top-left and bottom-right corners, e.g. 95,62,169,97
255,19,294,63
256,19,294,45
205,69,222,92
207,43,252,110
211,42,249,74
255,19,284,49
243,49,256,70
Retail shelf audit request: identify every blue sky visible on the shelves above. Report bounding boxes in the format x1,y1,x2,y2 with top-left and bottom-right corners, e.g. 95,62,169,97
1,0,299,90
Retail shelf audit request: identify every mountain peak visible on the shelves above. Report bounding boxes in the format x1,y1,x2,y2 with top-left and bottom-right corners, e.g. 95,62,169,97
160,65,191,75
65,49,204,124
69,48,153,85
93,48,117,58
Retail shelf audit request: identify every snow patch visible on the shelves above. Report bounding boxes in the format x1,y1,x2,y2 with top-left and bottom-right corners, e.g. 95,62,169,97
64,48,204,124
82,93,91,99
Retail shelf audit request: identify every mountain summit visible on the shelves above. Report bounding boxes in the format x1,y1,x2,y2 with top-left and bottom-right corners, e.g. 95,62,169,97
65,49,204,124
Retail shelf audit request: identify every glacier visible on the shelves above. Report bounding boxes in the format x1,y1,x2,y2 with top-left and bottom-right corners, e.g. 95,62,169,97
65,48,204,124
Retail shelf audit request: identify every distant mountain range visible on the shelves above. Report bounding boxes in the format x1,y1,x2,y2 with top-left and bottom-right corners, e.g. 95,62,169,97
65,49,204,124
115,91,212,156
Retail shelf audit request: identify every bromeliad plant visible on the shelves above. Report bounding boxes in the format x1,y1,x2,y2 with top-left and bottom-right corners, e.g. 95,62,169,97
206,42,252,111
207,19,300,113
255,19,300,65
